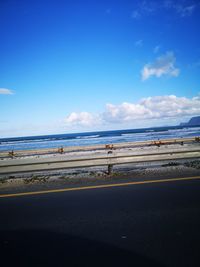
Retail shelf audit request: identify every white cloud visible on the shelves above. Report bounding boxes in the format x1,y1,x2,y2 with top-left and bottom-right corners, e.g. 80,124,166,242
0,88,14,95
141,51,180,80
103,95,200,123
135,39,143,47
64,112,100,127
103,102,152,123
64,94,200,128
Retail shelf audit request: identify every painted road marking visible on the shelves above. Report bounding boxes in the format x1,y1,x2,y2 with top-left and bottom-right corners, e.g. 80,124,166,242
0,176,200,198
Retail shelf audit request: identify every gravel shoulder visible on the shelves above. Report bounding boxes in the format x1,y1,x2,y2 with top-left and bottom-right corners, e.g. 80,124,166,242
0,159,200,195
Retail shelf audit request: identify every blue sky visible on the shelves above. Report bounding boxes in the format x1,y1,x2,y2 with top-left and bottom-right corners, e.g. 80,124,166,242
1,0,200,137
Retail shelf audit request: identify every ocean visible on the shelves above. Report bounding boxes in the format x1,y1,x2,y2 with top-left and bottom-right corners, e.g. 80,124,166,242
0,125,200,152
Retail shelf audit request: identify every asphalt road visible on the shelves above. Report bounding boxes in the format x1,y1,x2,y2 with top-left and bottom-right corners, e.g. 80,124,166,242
1,177,200,267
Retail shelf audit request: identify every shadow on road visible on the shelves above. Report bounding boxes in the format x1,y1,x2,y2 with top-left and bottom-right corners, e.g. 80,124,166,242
0,229,163,267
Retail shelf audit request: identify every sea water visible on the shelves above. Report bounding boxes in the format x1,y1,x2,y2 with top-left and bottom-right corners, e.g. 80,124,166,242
0,126,200,152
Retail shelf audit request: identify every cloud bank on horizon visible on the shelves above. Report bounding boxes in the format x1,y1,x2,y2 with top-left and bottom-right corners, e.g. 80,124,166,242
64,94,200,128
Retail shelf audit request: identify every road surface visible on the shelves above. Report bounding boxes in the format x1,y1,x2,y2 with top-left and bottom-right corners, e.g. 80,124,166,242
1,176,200,266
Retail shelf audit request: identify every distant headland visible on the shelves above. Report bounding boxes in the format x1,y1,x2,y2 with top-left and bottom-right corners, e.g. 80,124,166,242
180,116,200,126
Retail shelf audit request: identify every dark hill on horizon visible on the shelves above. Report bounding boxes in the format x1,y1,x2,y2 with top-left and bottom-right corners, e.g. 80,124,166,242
180,116,200,126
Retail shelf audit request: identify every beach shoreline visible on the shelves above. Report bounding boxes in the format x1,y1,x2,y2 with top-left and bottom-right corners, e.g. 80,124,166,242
0,137,199,159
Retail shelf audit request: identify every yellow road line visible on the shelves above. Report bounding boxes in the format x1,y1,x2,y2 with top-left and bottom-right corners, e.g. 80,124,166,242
0,176,200,198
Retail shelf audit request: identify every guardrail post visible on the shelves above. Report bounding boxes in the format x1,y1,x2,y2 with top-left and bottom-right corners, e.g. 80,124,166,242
107,150,113,175
8,150,15,158
108,164,113,175
195,137,200,142
105,144,114,150
58,147,64,154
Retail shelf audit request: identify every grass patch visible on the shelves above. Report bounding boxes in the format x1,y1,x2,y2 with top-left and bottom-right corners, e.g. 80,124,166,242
23,176,48,184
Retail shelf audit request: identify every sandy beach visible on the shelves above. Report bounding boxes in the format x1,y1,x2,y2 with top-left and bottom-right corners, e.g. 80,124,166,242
0,137,199,160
